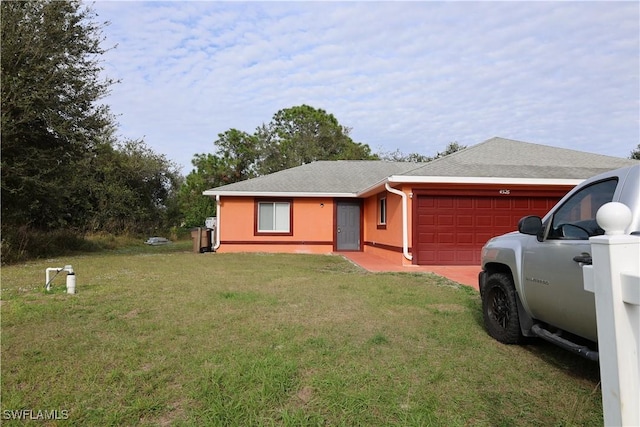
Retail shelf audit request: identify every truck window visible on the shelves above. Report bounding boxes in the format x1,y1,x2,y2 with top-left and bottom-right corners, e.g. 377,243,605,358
548,178,618,239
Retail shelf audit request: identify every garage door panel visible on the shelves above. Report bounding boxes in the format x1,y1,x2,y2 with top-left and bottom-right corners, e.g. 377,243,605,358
418,250,436,264
494,215,512,225
476,199,492,209
457,215,473,226
457,199,473,209
418,232,435,243
457,251,475,263
418,197,434,207
531,199,553,210
476,233,496,244
457,233,474,244
419,215,435,226
438,198,454,209
437,233,454,244
512,199,531,209
476,216,493,226
437,250,456,263
416,195,559,265
438,216,454,226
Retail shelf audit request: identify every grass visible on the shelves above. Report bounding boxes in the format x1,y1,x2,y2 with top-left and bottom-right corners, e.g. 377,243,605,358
1,244,602,426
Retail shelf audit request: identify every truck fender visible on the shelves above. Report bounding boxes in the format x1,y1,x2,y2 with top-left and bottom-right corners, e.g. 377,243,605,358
483,236,524,291
482,235,536,333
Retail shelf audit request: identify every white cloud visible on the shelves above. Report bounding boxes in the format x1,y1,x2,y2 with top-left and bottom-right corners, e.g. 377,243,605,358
92,1,640,174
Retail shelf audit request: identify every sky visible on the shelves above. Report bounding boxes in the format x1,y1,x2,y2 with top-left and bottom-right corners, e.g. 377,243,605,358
91,1,640,176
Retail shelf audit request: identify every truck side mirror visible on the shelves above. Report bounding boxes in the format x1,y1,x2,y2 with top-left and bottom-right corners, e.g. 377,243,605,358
518,216,543,236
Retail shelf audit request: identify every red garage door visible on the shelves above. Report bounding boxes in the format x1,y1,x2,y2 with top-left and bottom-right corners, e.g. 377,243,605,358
415,195,559,265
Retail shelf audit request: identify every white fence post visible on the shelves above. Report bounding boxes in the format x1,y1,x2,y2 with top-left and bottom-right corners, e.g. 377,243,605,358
582,202,640,427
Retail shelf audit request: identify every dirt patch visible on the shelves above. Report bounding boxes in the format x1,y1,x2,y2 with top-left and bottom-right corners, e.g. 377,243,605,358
122,309,140,319
297,385,313,404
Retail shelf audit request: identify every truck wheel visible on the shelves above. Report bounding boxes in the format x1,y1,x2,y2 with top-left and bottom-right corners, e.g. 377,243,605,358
482,273,522,344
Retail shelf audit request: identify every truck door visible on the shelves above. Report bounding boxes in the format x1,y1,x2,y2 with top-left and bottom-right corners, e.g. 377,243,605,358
521,178,619,342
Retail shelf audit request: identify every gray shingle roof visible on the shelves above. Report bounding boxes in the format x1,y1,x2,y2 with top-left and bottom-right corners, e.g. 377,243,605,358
400,137,637,179
204,137,638,196
205,160,423,195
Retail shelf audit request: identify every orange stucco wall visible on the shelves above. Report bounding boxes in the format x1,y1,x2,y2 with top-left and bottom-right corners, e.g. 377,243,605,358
217,197,335,254
361,186,414,265
212,182,574,265
215,189,414,261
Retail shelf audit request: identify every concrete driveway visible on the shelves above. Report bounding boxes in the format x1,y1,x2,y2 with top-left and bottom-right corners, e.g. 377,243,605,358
338,252,480,291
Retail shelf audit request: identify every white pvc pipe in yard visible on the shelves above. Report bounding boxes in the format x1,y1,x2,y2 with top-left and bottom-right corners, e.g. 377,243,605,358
46,268,62,291
66,273,76,294
45,265,75,292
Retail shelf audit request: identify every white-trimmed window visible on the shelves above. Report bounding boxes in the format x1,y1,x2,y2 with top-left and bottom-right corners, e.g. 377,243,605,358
256,201,292,234
378,195,387,227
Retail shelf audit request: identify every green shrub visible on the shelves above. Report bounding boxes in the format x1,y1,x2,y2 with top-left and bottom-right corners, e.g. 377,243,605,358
1,227,194,264
1,227,100,264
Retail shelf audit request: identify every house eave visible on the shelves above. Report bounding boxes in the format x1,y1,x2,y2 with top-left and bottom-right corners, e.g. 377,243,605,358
356,178,392,198
202,177,585,198
202,190,358,198
387,175,585,186
356,175,584,197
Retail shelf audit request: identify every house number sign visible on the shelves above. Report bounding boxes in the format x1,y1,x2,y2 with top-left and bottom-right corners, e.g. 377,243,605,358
499,189,511,195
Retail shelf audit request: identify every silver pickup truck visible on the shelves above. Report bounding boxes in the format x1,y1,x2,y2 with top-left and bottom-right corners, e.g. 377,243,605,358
479,164,640,360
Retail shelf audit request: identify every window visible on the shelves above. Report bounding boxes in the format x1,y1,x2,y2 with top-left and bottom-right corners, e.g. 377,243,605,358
379,197,387,225
256,201,292,234
548,178,618,239
377,194,387,229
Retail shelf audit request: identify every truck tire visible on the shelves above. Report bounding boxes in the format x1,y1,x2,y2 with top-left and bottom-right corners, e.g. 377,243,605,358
482,273,522,344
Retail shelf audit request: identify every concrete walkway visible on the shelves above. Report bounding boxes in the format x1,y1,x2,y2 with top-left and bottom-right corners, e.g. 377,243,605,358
337,252,480,291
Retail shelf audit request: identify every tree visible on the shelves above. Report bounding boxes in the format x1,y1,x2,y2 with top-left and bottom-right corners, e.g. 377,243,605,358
177,154,229,228
1,0,116,229
86,139,182,233
179,105,378,226
433,141,466,158
257,105,377,174
379,149,432,162
178,130,261,227
379,142,466,162
631,144,640,160
214,129,261,182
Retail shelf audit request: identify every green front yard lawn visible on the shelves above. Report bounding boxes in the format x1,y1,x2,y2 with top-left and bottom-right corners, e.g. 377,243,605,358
1,248,601,426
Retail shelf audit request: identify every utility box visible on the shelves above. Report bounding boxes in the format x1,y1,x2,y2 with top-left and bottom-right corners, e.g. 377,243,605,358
205,217,217,230
191,227,212,253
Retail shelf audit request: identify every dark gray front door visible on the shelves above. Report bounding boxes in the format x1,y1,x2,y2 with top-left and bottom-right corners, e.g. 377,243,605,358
336,201,360,250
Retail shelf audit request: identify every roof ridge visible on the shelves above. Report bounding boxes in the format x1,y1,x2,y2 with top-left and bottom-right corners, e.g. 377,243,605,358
481,136,633,159
426,136,633,163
